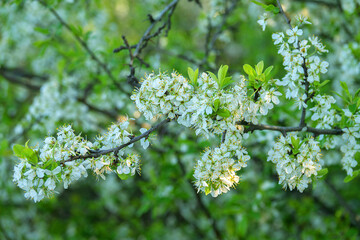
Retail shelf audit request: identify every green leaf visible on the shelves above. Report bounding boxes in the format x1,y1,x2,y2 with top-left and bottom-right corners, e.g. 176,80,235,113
221,76,234,89
13,144,26,158
13,143,38,165
355,88,360,97
264,66,273,77
344,170,360,183
213,99,220,112
349,103,358,114
251,0,267,8
216,108,231,118
332,91,348,103
255,61,264,75
208,71,219,86
24,148,38,165
188,67,199,88
43,159,55,170
243,64,255,77
344,169,360,183
34,27,49,35
272,7,280,14
340,81,352,102
218,65,229,82
291,136,300,149
318,80,330,88
117,173,129,180
317,168,328,179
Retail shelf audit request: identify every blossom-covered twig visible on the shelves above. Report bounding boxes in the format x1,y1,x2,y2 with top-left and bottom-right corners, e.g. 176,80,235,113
61,118,171,164
238,120,344,136
276,0,312,128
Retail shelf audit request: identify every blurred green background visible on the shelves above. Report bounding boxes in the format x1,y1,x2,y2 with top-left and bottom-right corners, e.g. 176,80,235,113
1,0,360,239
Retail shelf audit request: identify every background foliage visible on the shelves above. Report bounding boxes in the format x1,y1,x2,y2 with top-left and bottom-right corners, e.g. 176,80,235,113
1,0,360,239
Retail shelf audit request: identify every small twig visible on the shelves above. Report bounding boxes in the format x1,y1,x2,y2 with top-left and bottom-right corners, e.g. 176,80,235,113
277,0,311,128
38,0,127,93
114,0,179,87
77,97,118,119
276,0,292,29
0,69,42,91
221,130,227,143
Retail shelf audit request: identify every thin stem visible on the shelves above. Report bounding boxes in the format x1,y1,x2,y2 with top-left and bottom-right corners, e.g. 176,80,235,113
276,0,292,29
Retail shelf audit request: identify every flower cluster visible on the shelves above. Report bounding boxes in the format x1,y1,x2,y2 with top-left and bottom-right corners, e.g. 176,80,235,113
310,94,339,129
273,17,329,102
193,130,250,197
268,134,322,192
132,70,281,137
340,117,360,176
13,122,142,202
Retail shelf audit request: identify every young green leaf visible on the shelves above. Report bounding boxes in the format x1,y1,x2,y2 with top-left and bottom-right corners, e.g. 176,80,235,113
251,0,267,8
218,65,229,82
216,108,231,118
213,99,220,112
13,144,26,158
208,71,219,88
349,103,358,114
264,65,273,77
255,61,264,75
340,81,352,102
243,64,256,77
317,168,328,179
344,169,360,183
318,80,330,88
117,173,129,180
188,67,199,88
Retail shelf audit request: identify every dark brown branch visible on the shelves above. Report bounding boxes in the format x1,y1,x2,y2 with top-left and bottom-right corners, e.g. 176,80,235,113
38,0,127,93
61,118,171,164
77,97,118,119
0,70,41,91
133,0,179,57
114,0,179,87
237,120,344,136
276,0,292,29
